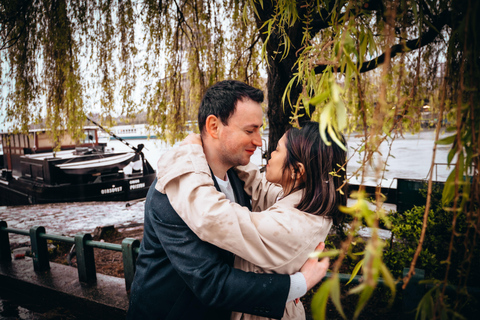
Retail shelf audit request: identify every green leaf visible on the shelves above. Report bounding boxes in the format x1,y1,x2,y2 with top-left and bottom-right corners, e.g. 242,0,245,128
311,279,331,320
336,100,347,131
309,90,330,106
303,97,310,117
282,76,298,110
348,283,366,295
343,47,357,72
353,285,374,319
344,63,352,89
309,249,341,259
319,104,332,146
328,124,347,151
330,276,346,319
359,34,368,64
352,251,366,256
447,148,456,165
416,286,436,320
331,82,340,103
379,262,396,304
442,153,464,206
436,134,456,145
347,259,364,285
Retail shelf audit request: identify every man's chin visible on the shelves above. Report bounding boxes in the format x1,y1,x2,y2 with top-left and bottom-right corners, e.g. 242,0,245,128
238,157,251,166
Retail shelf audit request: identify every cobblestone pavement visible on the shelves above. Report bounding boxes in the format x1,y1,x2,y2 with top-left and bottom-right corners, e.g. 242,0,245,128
0,200,145,246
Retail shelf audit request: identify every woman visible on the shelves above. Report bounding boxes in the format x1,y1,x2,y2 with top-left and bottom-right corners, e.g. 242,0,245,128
156,121,347,319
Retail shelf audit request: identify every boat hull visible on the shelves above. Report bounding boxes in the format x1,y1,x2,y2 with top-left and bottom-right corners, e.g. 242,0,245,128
0,172,156,206
55,153,135,175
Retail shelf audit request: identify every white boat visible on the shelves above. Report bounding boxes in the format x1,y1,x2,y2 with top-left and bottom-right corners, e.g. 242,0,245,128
55,152,135,175
110,124,157,139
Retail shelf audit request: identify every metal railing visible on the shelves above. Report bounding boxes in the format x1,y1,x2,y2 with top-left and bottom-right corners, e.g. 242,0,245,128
0,220,139,291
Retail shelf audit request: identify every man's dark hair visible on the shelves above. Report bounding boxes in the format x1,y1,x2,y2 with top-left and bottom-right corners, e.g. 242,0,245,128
198,80,264,134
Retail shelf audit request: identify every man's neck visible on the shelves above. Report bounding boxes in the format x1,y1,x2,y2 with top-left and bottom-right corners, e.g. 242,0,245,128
203,142,230,181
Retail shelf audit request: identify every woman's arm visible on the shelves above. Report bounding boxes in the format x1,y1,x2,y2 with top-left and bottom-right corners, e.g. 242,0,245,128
156,144,331,270
234,163,282,212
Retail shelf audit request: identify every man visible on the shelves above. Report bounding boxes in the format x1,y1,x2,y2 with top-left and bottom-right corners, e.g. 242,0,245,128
128,80,328,320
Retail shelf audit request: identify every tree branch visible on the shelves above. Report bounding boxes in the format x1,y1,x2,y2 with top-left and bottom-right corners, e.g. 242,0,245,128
309,0,336,35
0,0,32,51
314,9,450,74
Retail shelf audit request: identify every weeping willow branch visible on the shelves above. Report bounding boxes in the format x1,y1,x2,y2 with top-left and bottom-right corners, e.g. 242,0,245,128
313,9,450,75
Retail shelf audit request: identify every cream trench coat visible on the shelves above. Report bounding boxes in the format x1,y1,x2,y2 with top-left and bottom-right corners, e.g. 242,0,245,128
156,145,333,320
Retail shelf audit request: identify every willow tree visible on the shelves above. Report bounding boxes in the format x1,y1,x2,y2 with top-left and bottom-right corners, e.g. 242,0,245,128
1,0,479,318
0,0,469,150
270,1,479,319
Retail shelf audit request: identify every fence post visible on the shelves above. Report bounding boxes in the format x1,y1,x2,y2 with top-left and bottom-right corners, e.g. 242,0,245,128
30,226,50,272
0,221,12,263
122,238,140,291
75,233,97,284
403,268,425,319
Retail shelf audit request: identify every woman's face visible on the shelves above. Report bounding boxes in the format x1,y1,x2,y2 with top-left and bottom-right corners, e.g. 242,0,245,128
266,134,288,186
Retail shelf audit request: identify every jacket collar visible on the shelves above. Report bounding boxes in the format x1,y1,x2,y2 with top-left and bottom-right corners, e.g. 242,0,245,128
209,166,252,211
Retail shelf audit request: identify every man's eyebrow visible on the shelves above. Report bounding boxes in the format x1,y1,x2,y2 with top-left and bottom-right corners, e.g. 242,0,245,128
244,123,262,128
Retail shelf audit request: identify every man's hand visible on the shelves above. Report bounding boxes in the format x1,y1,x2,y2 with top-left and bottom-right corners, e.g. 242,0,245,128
300,242,330,291
180,133,202,146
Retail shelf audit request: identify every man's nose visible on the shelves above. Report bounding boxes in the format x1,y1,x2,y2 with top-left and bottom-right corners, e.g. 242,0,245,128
252,131,262,147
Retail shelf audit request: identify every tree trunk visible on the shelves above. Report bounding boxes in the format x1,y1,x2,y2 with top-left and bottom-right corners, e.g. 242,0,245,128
254,2,306,159
265,59,303,159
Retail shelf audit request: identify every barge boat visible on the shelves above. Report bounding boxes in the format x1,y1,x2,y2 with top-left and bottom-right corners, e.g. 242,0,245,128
0,127,155,206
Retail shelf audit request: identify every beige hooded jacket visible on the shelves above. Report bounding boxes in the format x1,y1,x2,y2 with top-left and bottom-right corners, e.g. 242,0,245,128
156,144,333,320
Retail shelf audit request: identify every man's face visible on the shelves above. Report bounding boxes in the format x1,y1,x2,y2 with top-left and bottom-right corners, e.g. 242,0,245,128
216,98,263,168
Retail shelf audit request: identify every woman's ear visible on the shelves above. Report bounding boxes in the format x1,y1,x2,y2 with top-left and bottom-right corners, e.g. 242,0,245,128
289,163,306,181
205,115,220,139
296,163,306,180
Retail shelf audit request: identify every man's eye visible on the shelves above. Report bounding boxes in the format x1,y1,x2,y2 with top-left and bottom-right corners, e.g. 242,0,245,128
246,130,253,134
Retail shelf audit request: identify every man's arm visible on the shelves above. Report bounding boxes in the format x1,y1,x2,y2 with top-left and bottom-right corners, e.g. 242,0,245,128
157,144,332,271
148,186,290,319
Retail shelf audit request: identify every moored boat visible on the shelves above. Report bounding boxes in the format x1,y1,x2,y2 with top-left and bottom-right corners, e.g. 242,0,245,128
0,126,155,206
54,152,135,175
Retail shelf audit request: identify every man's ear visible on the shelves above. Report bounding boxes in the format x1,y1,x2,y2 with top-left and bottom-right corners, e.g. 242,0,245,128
205,115,220,139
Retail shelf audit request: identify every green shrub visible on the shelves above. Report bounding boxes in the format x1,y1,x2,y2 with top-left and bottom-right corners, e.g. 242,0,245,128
383,194,480,287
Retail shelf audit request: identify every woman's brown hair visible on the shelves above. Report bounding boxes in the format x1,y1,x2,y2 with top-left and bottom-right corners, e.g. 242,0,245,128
282,121,347,225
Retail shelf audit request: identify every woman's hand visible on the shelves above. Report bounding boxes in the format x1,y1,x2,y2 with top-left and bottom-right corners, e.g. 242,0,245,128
180,133,202,146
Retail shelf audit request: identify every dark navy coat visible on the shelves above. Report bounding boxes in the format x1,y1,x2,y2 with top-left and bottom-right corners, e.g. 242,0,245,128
127,170,289,320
